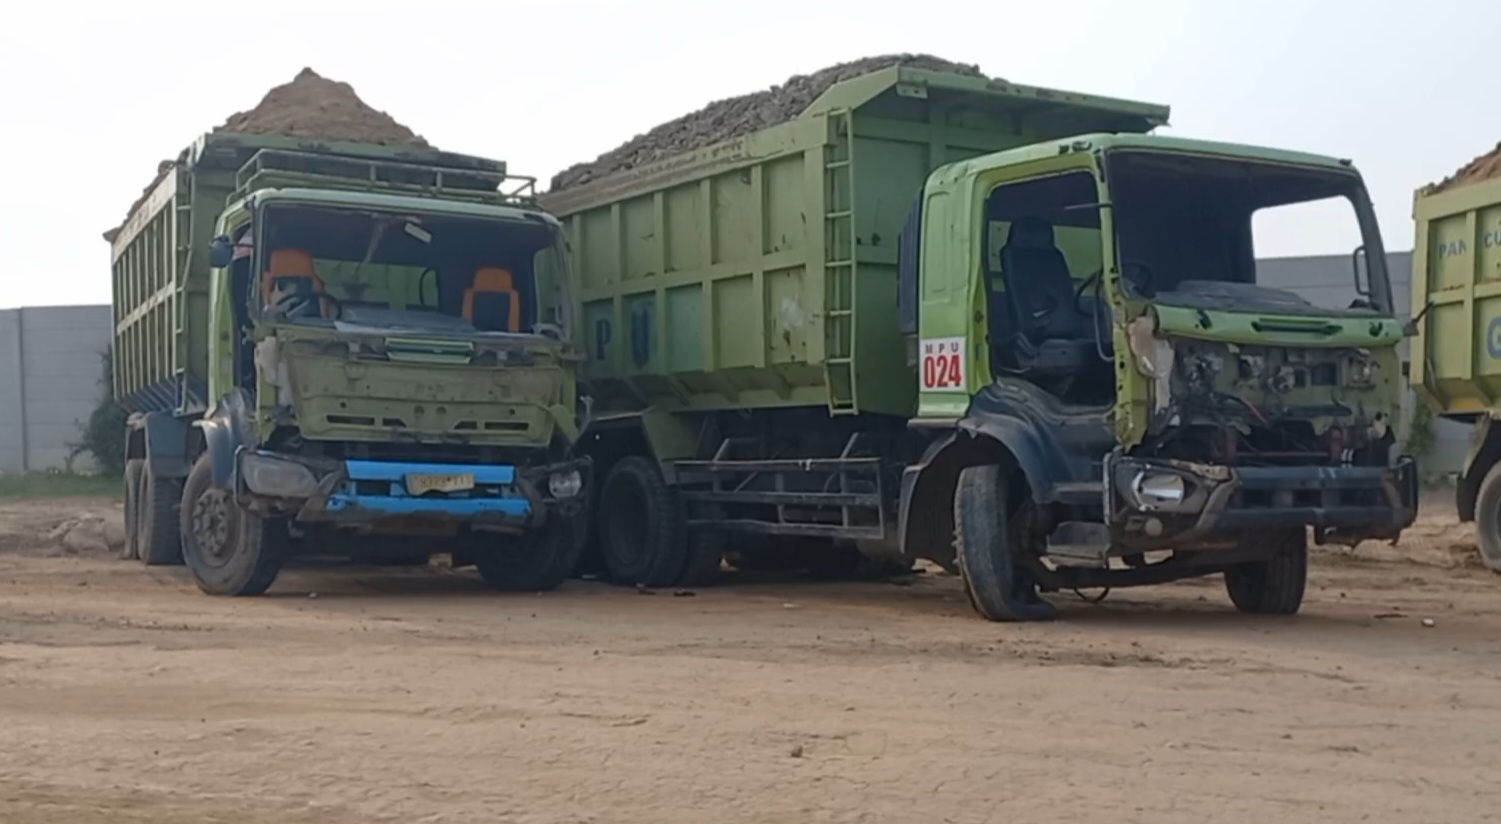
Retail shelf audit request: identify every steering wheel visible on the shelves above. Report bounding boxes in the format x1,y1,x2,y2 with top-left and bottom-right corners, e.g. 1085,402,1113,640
1074,262,1157,312
416,268,440,309
276,290,344,320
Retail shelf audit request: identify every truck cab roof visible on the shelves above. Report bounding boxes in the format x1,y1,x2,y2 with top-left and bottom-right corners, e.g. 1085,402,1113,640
935,132,1359,186
249,187,559,227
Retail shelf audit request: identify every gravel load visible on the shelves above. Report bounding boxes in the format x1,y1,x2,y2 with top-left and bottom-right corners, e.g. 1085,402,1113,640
1428,141,1501,194
548,54,986,192
105,68,428,242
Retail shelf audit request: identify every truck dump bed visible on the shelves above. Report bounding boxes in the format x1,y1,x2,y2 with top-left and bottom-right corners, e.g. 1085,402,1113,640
1410,176,1501,417
540,67,1169,417
109,133,528,415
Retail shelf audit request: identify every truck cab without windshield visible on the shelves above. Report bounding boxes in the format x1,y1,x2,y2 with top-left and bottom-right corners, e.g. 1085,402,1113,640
903,133,1417,619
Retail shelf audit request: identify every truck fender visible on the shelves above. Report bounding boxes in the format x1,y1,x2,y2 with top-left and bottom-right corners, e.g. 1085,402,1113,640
129,411,191,480
954,414,1064,504
576,406,698,481
195,390,256,490
897,427,1022,572
898,382,1112,567
1458,415,1501,522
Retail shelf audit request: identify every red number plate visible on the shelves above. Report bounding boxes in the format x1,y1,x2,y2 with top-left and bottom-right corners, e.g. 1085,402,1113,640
920,337,967,391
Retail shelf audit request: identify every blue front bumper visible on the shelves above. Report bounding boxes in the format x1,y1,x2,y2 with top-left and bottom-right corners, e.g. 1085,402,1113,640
325,460,532,520
235,450,591,527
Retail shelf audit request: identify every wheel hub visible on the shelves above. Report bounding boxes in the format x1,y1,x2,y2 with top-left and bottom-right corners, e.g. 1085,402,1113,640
192,489,235,562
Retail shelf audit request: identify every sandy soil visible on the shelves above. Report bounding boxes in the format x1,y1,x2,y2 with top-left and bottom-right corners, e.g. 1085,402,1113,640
0,495,1498,824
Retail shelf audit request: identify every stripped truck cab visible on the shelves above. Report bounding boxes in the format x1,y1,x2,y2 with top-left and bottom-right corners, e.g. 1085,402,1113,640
111,133,587,595
902,134,1417,619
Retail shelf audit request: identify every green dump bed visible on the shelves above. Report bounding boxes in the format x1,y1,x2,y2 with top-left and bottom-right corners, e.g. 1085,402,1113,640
540,67,1169,417
1410,177,1501,418
109,133,524,414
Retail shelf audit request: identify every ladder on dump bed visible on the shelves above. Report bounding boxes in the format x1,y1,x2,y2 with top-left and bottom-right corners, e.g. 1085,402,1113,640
823,109,858,415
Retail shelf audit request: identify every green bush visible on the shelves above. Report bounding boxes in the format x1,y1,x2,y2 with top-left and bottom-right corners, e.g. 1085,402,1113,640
72,349,127,477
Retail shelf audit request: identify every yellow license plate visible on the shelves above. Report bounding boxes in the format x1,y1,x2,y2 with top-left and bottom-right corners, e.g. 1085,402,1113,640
406,473,476,495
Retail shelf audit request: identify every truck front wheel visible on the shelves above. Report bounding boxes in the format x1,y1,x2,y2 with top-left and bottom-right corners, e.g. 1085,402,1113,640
1473,462,1501,573
179,453,287,596
1224,528,1307,615
474,517,582,592
598,457,687,587
953,464,1056,622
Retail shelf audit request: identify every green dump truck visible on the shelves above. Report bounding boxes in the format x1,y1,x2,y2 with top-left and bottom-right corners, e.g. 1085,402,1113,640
542,66,1418,621
111,133,587,595
1410,160,1501,572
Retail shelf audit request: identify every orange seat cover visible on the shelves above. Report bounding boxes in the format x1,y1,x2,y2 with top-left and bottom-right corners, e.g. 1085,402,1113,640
462,267,521,331
261,249,326,303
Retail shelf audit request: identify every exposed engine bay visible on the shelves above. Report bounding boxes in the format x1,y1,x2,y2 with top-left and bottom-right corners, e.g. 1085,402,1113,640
1126,321,1396,470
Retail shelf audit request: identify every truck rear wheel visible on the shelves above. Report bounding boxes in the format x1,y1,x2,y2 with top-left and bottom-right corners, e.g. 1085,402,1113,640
598,457,687,587
139,463,184,566
180,453,286,596
1224,528,1307,615
122,459,145,561
474,518,582,592
953,464,1056,622
1473,462,1501,573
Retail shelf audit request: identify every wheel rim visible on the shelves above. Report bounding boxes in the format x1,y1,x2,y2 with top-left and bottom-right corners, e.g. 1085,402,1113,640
191,488,237,570
605,480,649,566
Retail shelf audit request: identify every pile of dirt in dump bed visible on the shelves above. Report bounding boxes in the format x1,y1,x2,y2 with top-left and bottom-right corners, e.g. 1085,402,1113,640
104,68,430,243
547,53,987,192
1427,141,1501,194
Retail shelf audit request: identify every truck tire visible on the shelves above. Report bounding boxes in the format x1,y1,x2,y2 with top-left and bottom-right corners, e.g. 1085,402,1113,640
180,453,286,596
598,457,688,587
139,464,184,566
122,459,145,560
474,517,582,592
1473,462,1501,573
953,464,1056,622
1224,528,1307,615
676,530,724,588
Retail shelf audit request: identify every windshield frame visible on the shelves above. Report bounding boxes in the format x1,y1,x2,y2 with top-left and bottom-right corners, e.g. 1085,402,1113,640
1100,148,1395,317
247,196,575,342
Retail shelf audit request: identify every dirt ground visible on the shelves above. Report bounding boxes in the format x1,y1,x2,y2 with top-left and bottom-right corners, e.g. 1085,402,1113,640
0,495,1497,824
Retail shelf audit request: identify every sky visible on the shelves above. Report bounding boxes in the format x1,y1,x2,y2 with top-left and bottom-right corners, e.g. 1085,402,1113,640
1,0,1496,309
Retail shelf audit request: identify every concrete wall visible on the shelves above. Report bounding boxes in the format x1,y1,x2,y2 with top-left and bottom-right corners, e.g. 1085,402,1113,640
0,305,115,472
1257,251,1469,476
